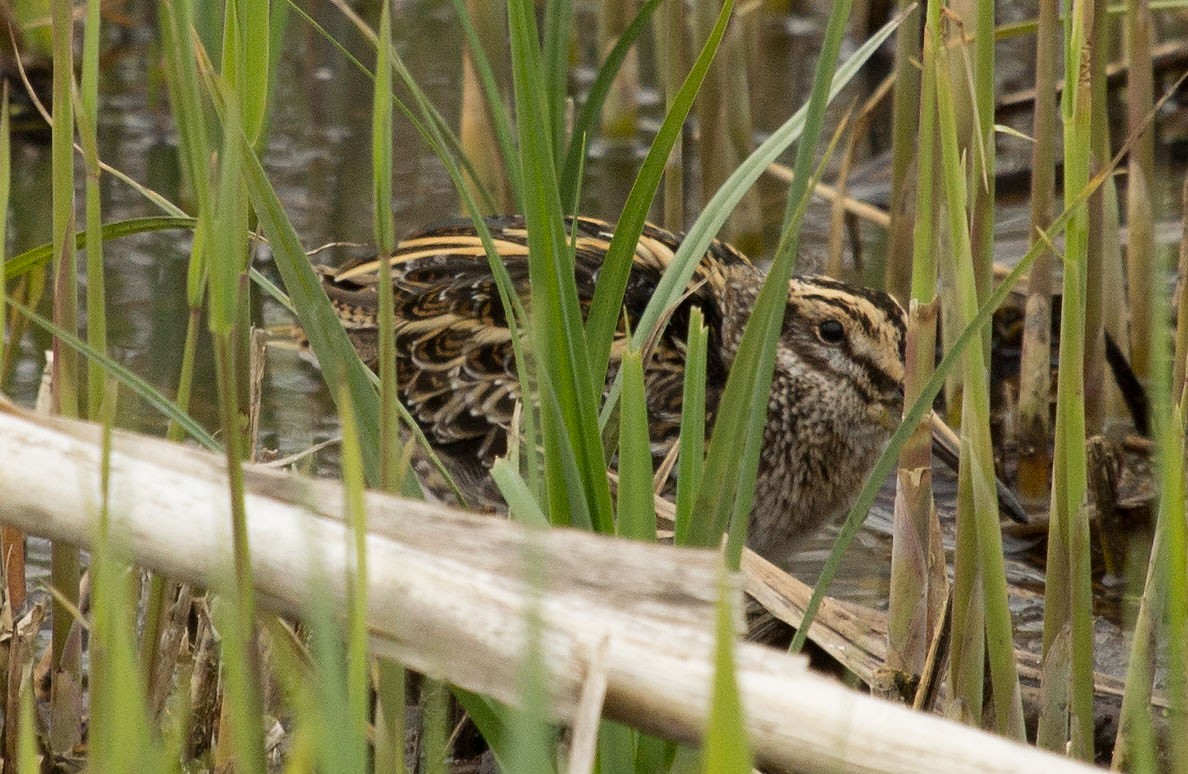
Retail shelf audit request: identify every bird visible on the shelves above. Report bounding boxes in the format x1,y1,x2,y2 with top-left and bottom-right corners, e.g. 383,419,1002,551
307,215,910,565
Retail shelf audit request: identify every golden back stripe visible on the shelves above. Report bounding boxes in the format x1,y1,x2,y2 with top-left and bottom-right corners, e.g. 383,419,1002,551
334,242,530,281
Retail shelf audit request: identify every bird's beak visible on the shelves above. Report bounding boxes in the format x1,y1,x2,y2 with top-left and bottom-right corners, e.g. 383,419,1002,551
929,411,1029,524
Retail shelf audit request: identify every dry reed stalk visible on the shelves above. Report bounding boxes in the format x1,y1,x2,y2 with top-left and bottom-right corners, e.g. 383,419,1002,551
0,400,1101,774
460,0,511,212
598,0,638,143
1016,0,1060,505
658,0,686,231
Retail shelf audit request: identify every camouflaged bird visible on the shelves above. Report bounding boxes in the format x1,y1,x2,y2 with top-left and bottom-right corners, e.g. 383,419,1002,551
309,216,907,564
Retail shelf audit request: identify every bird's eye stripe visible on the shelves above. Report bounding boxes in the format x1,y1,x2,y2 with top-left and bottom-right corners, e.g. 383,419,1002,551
797,293,883,337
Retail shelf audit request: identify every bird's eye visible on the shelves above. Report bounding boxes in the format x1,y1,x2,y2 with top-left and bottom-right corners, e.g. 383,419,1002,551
817,319,846,344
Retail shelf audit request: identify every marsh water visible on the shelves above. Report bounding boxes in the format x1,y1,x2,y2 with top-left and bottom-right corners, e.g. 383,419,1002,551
4,2,1187,668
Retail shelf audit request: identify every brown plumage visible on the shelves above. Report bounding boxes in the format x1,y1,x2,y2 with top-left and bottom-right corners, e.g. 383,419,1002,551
311,215,907,564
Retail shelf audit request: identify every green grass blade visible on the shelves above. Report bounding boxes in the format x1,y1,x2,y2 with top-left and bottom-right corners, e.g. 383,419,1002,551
337,383,372,773
1138,197,1188,768
17,673,41,772
491,458,552,528
0,86,9,373
931,6,1024,735
558,0,663,203
508,0,614,533
541,0,573,170
701,565,752,772
372,0,406,494
616,348,656,541
50,0,79,420
585,0,733,392
2,216,198,281
78,0,106,420
674,308,708,545
205,100,246,336
506,535,558,773
159,0,213,231
1037,0,1095,755
372,1,395,256
7,297,219,449
374,659,408,774
89,387,160,773
221,0,270,146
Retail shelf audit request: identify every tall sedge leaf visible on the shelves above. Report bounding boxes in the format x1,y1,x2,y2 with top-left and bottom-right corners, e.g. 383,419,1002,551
1115,178,1188,770
0,86,9,374
690,0,854,567
368,10,411,769
157,0,212,328
3,217,197,281
372,0,404,493
932,7,1024,736
882,0,923,302
49,2,81,753
50,0,78,419
78,0,107,419
970,0,996,344
701,566,752,772
374,660,409,774
222,0,270,146
208,99,266,774
337,383,371,774
1149,254,1188,770
1038,0,1095,756
491,459,551,528
206,104,247,337
541,0,572,170
597,8,906,431
507,0,613,532
887,0,940,682
17,677,40,773
1113,194,1188,768
674,308,708,545
616,348,656,540
240,135,385,486
89,389,159,773
507,536,557,773
585,0,733,392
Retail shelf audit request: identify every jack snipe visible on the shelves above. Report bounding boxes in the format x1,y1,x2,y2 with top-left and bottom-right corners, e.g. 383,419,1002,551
312,216,907,564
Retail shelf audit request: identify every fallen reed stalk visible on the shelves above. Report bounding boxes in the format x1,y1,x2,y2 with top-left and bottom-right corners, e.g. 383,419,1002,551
0,399,1099,774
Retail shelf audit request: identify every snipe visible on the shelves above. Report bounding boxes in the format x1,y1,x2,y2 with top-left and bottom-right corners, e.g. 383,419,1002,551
305,216,913,564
